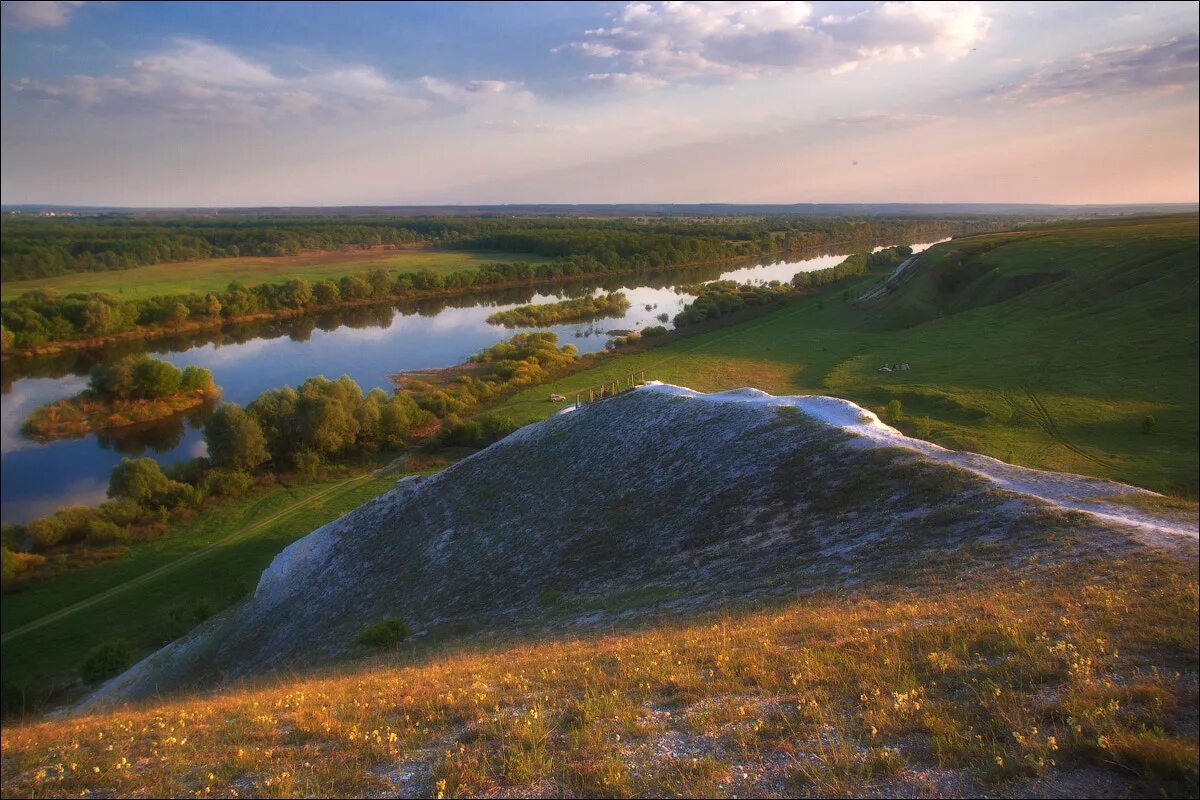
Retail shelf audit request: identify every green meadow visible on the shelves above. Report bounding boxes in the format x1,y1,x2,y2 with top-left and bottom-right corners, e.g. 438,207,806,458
0,248,549,302
492,214,1199,497
0,463,410,704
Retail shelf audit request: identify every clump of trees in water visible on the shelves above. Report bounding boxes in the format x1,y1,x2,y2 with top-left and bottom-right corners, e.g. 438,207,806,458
21,356,218,440
673,281,793,327
486,292,631,328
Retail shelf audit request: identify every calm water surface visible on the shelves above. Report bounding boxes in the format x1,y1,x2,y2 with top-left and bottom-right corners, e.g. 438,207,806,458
0,242,944,522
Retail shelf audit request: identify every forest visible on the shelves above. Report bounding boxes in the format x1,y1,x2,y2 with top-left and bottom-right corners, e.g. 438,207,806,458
1,214,987,282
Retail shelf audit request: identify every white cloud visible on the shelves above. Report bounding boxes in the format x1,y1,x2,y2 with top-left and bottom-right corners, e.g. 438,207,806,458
988,35,1199,107
565,1,990,84
419,76,535,108
8,39,533,125
2,0,87,30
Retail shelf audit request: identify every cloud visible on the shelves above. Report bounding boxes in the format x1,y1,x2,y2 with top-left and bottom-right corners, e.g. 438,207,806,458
563,1,990,85
8,39,533,125
419,76,535,108
2,0,87,30
988,35,1199,107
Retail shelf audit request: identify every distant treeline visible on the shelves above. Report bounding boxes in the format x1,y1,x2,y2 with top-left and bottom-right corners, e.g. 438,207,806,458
0,222,972,351
2,216,983,282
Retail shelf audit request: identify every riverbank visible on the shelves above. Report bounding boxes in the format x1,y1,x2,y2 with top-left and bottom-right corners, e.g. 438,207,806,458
0,237,951,359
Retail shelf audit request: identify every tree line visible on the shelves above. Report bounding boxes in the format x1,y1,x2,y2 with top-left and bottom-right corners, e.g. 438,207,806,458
2,215,989,282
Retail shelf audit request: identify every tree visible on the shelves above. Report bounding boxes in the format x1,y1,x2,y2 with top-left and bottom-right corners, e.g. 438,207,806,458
131,357,182,397
204,404,270,470
166,302,190,326
201,293,222,318
88,358,136,400
108,458,171,503
282,278,313,308
81,298,119,335
180,365,215,393
314,280,340,305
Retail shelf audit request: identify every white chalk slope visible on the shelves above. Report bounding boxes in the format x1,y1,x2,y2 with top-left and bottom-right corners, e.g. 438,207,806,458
641,383,1197,544
84,383,1194,709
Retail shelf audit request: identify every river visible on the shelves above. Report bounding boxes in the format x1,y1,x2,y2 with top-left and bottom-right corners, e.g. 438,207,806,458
0,241,945,523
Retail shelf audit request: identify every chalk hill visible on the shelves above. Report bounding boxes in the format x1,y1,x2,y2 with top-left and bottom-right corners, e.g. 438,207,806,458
88,384,1195,707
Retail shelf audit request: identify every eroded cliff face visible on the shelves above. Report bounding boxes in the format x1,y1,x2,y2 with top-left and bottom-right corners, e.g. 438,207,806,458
85,385,1193,708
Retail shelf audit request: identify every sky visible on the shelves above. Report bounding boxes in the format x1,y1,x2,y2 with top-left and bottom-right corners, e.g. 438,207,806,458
1,0,1197,206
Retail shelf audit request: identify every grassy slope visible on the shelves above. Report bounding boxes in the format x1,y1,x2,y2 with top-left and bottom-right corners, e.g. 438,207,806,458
0,249,549,301
491,215,1199,496
0,465,409,697
1,553,1194,797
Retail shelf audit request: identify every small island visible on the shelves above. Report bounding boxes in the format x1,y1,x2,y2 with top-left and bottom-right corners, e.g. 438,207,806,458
487,292,631,328
22,355,220,441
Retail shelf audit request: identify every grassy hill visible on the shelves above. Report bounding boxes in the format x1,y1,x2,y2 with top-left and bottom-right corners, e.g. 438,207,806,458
0,249,549,302
1,387,1195,798
491,215,1199,496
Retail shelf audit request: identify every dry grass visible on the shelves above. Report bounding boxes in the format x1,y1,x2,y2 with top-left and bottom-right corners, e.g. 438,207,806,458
1,554,1196,798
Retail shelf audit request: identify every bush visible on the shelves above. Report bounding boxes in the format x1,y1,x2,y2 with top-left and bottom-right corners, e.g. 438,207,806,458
26,516,66,550
84,520,130,546
356,618,410,649
885,399,903,422
537,588,564,606
480,414,519,443
1142,415,1156,435
98,498,147,527
108,457,171,503
2,547,46,587
642,325,668,337
202,469,254,498
80,640,133,684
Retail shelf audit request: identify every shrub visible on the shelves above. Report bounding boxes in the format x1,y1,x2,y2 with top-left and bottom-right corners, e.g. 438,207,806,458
642,325,668,337
80,640,133,685
202,469,254,498
480,414,519,443
98,498,147,527
538,588,564,606
356,618,410,649
294,448,324,479
2,547,46,586
885,399,903,422
84,520,130,546
1142,415,1156,435
26,516,66,550
108,457,171,503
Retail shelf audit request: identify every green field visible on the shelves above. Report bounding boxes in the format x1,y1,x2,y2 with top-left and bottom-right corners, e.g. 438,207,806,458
0,248,549,301
0,462,417,706
493,215,1199,496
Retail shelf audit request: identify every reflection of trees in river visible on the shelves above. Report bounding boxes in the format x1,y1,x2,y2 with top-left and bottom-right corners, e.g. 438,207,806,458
83,398,217,456
0,243,879,390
